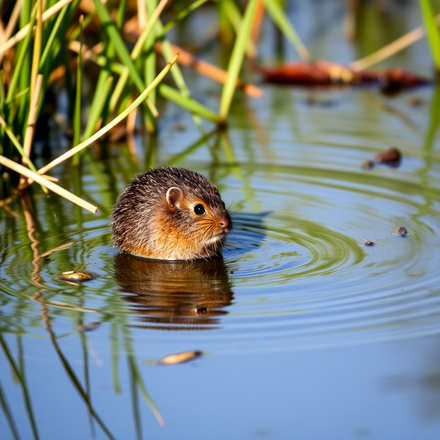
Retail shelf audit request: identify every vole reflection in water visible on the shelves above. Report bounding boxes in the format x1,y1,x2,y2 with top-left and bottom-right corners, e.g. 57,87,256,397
114,253,234,331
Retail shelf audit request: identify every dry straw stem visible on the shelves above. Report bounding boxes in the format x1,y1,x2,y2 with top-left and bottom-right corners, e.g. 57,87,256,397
156,42,263,98
0,155,98,213
137,0,147,28
23,75,43,161
0,0,75,57
1,0,23,44
351,13,440,71
19,74,44,187
36,52,180,177
30,0,44,98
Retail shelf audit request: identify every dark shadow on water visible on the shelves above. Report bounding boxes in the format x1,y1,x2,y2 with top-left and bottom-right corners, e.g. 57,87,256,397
114,253,234,331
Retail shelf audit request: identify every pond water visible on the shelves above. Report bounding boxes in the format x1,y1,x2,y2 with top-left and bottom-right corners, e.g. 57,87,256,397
2,3,440,440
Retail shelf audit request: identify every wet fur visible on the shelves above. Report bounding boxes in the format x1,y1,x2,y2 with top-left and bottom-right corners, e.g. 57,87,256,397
111,167,232,260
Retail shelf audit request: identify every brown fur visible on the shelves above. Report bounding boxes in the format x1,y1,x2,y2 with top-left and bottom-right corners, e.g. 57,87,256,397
111,167,232,260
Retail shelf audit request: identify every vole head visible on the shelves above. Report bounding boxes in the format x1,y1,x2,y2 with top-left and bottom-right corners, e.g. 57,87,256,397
112,167,232,261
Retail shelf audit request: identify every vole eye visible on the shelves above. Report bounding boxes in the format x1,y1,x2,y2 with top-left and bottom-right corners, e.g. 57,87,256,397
194,204,206,215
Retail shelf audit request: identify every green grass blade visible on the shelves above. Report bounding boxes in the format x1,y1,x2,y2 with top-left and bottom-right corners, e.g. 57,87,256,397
219,0,258,122
0,335,40,440
108,0,167,115
111,323,122,394
91,0,146,95
220,0,256,56
263,0,310,61
144,0,159,132
424,84,440,151
159,84,220,122
45,331,116,440
123,327,165,427
161,0,209,35
0,380,21,440
38,53,180,175
128,355,143,439
420,0,440,71
72,18,84,151
0,118,38,173
6,7,37,104
0,74,4,154
39,0,71,70
83,76,114,139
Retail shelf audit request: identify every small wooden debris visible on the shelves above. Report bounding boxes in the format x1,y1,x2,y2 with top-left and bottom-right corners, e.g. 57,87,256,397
397,226,408,236
256,62,430,88
391,226,408,237
375,147,401,164
59,270,99,282
159,350,203,365
362,160,375,170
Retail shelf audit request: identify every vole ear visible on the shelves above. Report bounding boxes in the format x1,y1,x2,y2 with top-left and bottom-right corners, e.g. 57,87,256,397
166,187,183,211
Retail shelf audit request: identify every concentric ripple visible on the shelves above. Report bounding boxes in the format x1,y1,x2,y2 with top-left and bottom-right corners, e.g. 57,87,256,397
1,90,440,355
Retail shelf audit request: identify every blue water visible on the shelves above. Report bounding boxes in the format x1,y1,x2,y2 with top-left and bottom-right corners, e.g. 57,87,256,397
1,2,440,439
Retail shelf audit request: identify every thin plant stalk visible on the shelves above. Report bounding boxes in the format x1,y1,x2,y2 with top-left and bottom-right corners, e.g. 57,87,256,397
0,381,20,440
1,0,23,58
262,0,310,61
0,117,38,173
36,53,180,177
82,0,128,139
22,74,43,161
5,7,37,104
0,0,75,57
0,335,40,440
159,84,219,122
420,0,440,72
145,0,158,132
72,16,84,164
219,0,258,122
161,0,208,35
91,0,156,117
30,0,43,98
351,13,440,71
41,305,116,440
108,0,168,114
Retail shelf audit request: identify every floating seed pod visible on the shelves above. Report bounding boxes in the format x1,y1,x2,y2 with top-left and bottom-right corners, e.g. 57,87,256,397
397,226,408,236
391,226,408,237
59,270,99,282
362,160,375,170
159,350,203,365
375,147,401,164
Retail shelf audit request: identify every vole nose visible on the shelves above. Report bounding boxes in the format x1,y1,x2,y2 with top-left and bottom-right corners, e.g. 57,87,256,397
218,215,229,230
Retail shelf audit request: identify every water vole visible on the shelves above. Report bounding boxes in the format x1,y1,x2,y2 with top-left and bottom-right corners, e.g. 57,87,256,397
111,167,232,260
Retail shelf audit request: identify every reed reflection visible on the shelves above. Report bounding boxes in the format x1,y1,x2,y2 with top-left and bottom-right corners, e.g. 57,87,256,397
114,253,234,330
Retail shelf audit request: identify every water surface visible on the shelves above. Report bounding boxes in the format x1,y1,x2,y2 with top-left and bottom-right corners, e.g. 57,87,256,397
1,3,440,440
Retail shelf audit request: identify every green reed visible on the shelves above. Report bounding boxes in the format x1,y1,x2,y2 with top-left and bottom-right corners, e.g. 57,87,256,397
420,0,440,73
0,0,309,209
